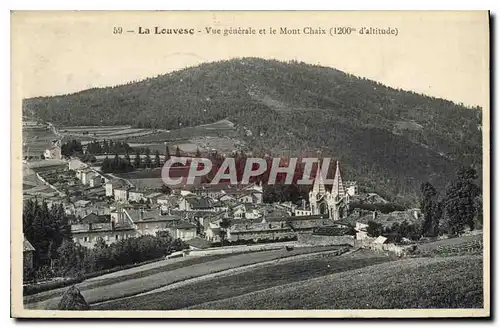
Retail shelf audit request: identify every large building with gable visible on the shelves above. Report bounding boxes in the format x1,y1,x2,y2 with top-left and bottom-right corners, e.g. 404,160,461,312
309,161,356,221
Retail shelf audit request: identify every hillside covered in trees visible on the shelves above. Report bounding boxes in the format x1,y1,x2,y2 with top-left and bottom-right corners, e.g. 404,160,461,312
23,58,483,205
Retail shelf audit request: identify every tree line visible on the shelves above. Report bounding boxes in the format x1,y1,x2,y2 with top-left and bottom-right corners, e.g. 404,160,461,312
23,198,188,282
61,139,168,159
83,140,133,155
23,200,72,280
55,231,187,278
100,147,175,173
367,167,482,242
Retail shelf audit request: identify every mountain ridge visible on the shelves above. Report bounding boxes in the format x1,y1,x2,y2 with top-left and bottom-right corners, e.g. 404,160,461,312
22,57,483,205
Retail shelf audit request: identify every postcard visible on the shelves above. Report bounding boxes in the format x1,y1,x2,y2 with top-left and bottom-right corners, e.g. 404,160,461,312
11,10,490,318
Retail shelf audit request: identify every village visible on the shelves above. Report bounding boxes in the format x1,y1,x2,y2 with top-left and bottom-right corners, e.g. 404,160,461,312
22,133,426,270
14,12,487,314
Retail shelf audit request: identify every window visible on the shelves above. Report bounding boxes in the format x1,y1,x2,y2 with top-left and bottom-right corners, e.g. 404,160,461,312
268,223,272,229
84,236,88,242
115,234,119,240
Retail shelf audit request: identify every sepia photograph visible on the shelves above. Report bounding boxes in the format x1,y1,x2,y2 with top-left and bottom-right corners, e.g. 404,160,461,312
10,10,490,318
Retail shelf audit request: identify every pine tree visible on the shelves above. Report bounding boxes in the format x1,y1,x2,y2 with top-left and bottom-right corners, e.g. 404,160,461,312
219,215,232,245
420,182,440,237
165,144,171,162
154,150,161,167
144,154,152,168
48,240,59,268
124,152,132,169
444,167,481,236
58,239,81,275
113,153,120,170
56,203,71,241
101,156,110,173
195,147,201,158
134,150,141,168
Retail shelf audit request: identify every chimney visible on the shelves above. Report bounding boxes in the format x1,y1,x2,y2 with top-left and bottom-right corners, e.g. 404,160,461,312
372,211,377,220
140,208,144,220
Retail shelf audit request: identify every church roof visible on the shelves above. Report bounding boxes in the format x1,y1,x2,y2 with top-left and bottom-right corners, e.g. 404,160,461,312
312,165,326,194
331,161,346,197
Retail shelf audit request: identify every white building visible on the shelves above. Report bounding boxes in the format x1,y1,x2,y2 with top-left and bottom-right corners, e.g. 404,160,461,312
105,179,129,197
114,188,129,202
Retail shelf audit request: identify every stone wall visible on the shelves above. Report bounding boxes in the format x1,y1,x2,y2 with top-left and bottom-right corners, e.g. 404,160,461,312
297,233,355,246
187,241,297,257
230,230,297,242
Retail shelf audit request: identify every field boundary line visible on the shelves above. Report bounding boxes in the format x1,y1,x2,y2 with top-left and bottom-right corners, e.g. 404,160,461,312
91,247,353,307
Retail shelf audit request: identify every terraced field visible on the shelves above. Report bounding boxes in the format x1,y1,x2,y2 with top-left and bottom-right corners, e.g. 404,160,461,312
24,246,343,310
191,255,483,310
23,125,59,156
24,235,485,311
57,120,243,155
94,249,395,310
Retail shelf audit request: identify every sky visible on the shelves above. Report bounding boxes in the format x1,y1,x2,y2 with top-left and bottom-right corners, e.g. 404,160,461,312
12,11,489,109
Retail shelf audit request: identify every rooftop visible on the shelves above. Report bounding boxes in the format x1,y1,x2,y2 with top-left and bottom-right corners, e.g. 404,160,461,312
125,208,183,223
23,235,35,252
74,200,91,207
185,197,214,209
81,213,110,224
71,224,135,234
173,221,197,230
107,179,129,188
265,214,328,222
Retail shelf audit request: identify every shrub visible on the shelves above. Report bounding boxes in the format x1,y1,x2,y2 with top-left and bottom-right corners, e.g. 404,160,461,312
57,286,90,310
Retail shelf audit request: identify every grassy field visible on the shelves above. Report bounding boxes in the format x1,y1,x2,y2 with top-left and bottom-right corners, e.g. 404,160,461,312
58,125,159,141
23,253,242,305
23,125,58,156
24,246,342,310
413,233,483,257
415,234,483,251
113,168,162,180
190,255,483,310
56,120,243,155
129,119,236,143
93,249,395,310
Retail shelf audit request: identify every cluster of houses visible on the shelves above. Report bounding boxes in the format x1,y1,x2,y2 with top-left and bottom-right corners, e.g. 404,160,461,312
70,181,268,248
43,140,62,160
25,156,422,258
70,159,108,188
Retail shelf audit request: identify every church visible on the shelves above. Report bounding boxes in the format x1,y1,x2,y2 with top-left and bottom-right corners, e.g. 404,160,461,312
309,161,356,221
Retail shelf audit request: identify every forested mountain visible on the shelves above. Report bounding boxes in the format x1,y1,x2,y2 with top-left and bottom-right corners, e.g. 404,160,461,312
23,58,483,205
